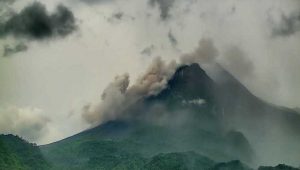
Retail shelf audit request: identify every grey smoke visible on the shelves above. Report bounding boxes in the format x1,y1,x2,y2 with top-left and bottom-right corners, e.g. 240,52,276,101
127,57,178,97
82,74,130,126
181,38,219,65
180,39,254,84
221,46,254,81
82,57,178,125
82,39,220,125
149,0,175,20
0,2,77,40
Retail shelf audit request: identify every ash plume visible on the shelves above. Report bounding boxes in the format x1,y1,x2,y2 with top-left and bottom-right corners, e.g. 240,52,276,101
127,57,178,98
82,57,178,125
82,74,130,126
82,38,220,125
181,38,219,65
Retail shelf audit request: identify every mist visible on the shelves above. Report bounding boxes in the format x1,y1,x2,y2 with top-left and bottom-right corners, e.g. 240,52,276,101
0,105,50,143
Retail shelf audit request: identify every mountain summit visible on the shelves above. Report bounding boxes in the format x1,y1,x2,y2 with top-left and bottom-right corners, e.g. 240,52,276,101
41,63,300,169
155,63,215,102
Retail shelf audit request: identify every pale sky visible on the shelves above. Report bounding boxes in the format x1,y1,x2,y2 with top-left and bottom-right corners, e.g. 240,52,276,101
0,0,300,144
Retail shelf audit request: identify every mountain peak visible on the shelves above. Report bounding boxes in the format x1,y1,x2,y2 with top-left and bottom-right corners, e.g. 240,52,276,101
153,63,215,103
173,63,208,81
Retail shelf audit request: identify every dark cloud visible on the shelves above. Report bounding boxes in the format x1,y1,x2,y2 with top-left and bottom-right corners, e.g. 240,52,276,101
3,43,28,57
272,12,300,37
149,0,175,20
0,2,77,40
168,30,177,47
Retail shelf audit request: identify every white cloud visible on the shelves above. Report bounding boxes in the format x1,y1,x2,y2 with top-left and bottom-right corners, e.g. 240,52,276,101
0,105,50,143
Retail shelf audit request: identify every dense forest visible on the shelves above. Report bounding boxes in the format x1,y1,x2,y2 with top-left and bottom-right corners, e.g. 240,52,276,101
0,134,50,170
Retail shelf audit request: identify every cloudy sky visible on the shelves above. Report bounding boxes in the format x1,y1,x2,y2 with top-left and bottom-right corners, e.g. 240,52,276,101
0,0,300,144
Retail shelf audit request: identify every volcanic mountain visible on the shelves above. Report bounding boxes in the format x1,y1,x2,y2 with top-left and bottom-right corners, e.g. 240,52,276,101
40,63,300,170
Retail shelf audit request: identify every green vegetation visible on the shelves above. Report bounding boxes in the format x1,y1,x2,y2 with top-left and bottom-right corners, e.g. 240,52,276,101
210,160,252,170
0,134,50,170
144,152,215,170
1,133,299,170
258,164,300,170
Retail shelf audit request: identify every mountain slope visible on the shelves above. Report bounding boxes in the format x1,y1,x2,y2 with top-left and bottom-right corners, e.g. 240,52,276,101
211,64,300,166
41,63,300,169
210,160,253,170
144,152,216,170
0,134,50,170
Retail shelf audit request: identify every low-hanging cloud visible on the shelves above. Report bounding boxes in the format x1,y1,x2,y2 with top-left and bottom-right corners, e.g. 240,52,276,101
0,2,77,40
0,105,50,143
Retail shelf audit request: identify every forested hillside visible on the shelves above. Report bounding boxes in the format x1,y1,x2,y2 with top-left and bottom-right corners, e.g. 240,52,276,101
0,134,50,170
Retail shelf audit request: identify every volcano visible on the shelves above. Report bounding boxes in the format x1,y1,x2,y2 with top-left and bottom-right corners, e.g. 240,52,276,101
40,63,300,170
